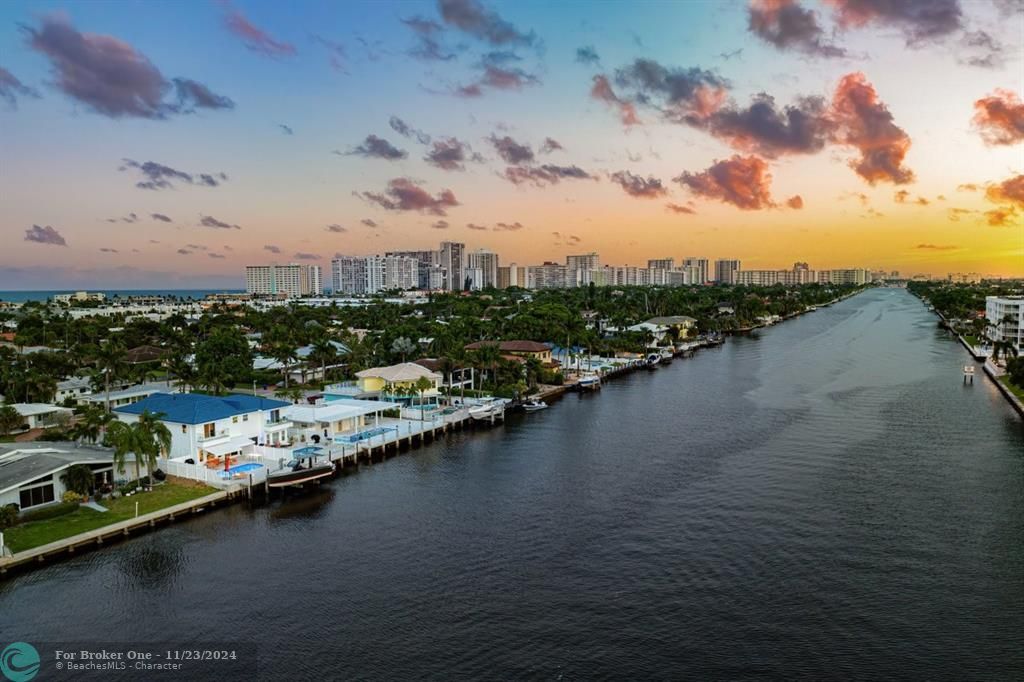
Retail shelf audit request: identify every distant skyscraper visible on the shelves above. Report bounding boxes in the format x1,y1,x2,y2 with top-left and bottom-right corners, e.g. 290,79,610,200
331,256,367,295
648,258,675,270
439,241,465,291
715,259,741,284
566,252,600,287
682,257,709,284
246,263,322,297
467,248,500,288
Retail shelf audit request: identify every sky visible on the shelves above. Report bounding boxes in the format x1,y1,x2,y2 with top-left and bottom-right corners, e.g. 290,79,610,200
0,0,1022,289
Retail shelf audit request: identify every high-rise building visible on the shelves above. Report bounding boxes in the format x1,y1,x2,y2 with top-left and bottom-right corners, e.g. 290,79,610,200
714,259,741,284
682,257,709,284
331,256,367,295
467,248,500,289
648,258,675,270
387,249,440,289
566,252,600,286
334,255,419,294
439,241,466,291
246,263,322,297
735,262,818,286
526,262,569,289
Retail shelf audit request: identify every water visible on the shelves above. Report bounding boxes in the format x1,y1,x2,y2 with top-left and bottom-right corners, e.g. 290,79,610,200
2,289,1022,679
0,289,244,303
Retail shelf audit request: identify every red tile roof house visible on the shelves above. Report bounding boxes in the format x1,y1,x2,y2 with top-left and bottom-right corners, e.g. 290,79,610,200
463,341,560,370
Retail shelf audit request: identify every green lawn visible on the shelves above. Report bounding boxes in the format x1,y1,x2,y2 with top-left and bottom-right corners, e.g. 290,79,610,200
4,483,217,553
964,335,979,347
999,376,1024,402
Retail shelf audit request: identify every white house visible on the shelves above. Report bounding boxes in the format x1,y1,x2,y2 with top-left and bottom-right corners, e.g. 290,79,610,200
113,392,293,464
283,399,402,444
55,376,93,405
0,442,115,512
986,295,1023,353
85,382,172,409
11,403,75,430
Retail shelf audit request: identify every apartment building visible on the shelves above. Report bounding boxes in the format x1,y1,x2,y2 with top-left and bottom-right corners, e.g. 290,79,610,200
246,263,322,297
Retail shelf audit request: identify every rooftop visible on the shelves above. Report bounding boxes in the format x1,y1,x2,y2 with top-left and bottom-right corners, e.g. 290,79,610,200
464,340,551,352
284,399,401,424
0,442,114,495
355,362,441,383
11,403,73,417
114,392,290,425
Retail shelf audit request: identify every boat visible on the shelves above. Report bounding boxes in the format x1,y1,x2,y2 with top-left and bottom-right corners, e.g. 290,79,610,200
645,353,661,369
522,399,548,412
577,373,601,390
469,397,508,421
659,348,674,364
267,449,334,488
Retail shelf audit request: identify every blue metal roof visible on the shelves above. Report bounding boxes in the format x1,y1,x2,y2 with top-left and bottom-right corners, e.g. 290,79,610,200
114,393,290,425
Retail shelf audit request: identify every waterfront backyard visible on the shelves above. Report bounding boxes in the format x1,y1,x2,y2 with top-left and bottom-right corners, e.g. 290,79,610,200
2,482,216,553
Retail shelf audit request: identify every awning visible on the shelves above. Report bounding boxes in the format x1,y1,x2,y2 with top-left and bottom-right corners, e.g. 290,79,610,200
204,435,256,457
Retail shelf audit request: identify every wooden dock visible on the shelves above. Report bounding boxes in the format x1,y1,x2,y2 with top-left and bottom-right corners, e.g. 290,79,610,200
0,490,231,575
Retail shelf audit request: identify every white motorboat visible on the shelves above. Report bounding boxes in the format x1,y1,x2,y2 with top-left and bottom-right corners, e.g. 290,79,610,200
469,397,508,421
577,374,601,390
522,399,548,412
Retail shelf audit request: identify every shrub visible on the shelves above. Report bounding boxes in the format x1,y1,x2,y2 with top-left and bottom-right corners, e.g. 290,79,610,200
0,504,18,530
19,501,79,523
61,491,83,504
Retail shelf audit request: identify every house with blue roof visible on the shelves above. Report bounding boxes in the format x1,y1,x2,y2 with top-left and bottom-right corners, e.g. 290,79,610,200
113,393,293,464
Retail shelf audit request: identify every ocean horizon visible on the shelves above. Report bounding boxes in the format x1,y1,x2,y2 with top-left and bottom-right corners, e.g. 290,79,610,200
0,288,246,303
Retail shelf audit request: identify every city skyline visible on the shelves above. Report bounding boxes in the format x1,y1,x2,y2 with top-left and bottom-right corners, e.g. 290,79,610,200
2,0,1022,290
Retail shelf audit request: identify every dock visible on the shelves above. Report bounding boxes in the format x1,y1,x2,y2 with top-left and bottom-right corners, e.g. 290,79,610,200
0,490,230,575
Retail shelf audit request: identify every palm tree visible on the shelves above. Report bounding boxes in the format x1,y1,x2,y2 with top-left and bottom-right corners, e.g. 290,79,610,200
61,464,95,497
270,343,297,389
391,336,417,362
94,341,126,413
105,420,140,483
135,410,172,489
70,404,112,444
414,376,433,419
307,339,338,385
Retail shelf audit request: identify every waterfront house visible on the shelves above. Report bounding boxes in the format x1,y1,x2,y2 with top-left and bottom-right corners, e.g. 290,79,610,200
113,393,292,464
644,316,697,334
55,376,93,405
11,403,74,430
986,296,1023,353
0,442,114,512
324,363,442,405
414,358,474,393
463,340,558,367
283,399,402,444
84,382,171,409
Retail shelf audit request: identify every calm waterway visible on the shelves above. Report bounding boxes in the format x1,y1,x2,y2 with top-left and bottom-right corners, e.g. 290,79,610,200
2,288,1022,679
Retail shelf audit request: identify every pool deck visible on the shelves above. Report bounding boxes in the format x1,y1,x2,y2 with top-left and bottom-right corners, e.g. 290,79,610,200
0,490,230,575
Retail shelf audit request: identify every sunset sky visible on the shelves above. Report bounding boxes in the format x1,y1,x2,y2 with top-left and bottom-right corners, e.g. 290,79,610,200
1,0,1022,289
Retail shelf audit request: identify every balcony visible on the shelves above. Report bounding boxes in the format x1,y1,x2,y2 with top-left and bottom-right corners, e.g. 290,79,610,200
263,418,293,433
197,431,231,447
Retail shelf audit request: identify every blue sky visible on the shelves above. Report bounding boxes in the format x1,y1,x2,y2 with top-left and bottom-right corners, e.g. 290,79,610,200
0,0,1021,289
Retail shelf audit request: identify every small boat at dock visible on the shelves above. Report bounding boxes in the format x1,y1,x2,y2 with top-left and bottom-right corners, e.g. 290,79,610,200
522,399,548,412
469,397,509,421
644,353,661,369
577,374,601,391
267,449,334,488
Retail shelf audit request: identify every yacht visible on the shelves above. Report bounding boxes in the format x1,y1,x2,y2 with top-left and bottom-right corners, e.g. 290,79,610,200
469,397,508,421
577,374,601,391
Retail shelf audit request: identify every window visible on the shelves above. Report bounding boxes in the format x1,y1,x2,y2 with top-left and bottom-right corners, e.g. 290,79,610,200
242,414,249,422
20,483,55,509
203,423,216,438
181,425,187,433
232,416,239,424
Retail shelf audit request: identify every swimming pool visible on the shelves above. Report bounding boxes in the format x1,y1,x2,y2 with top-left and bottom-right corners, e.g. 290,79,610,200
293,446,323,456
334,426,397,444
218,462,265,478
